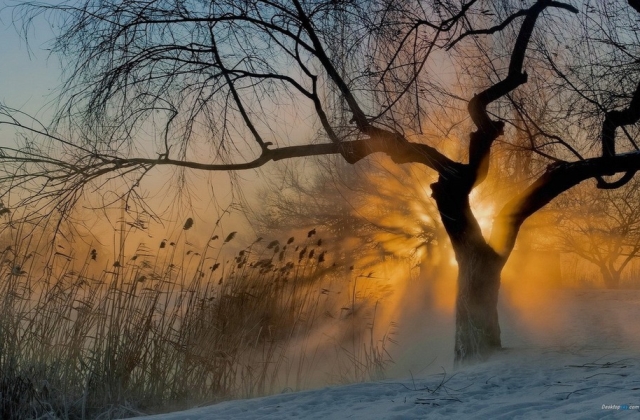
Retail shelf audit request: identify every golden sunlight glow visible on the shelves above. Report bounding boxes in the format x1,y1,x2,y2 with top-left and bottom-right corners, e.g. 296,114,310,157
469,189,496,239
347,155,574,340
346,157,458,327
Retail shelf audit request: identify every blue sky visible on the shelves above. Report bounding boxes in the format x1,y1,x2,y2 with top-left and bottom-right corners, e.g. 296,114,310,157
0,1,60,119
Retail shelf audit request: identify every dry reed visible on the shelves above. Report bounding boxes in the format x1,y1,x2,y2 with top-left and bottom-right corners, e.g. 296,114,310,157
0,221,393,419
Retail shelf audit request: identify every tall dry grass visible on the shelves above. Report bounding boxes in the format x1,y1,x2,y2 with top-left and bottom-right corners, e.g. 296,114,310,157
0,221,394,419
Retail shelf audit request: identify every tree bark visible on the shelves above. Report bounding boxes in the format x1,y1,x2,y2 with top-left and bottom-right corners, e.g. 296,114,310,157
454,240,505,365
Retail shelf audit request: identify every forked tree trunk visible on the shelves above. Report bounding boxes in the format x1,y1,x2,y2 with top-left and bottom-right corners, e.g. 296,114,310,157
432,178,510,366
453,241,505,365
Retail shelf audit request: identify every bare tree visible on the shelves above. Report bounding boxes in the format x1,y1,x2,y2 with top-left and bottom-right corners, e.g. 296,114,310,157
554,179,640,289
3,0,640,364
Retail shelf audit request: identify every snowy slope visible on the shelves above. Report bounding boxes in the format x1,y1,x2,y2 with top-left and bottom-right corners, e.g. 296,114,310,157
132,289,640,419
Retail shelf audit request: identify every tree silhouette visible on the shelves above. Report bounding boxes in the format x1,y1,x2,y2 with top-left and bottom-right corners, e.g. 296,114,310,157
3,0,640,364
555,179,640,289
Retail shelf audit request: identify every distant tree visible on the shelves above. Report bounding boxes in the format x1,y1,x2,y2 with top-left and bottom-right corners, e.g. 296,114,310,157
3,0,640,364
555,179,640,289
254,157,444,271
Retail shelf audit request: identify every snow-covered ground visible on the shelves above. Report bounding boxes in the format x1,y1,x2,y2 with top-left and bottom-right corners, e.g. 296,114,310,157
133,289,640,419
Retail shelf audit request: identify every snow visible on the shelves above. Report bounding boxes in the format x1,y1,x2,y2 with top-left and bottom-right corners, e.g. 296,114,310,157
132,289,640,419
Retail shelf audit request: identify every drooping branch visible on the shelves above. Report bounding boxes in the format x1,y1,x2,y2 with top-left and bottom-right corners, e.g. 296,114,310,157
209,28,266,150
291,0,370,132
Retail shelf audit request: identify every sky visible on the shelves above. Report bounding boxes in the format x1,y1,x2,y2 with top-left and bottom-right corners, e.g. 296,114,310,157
0,1,59,120
0,3,259,246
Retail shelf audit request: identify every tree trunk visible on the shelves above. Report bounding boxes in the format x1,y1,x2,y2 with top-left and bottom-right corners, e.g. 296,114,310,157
600,267,621,289
431,177,508,366
453,239,505,366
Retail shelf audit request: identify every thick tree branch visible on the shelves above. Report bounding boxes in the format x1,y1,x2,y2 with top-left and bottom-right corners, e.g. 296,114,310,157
602,81,640,157
493,151,640,256
595,80,640,188
0,116,462,192
469,1,578,130
430,1,564,254
102,136,462,175
465,0,577,187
